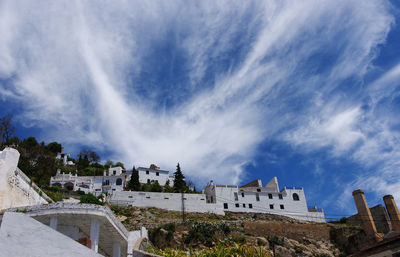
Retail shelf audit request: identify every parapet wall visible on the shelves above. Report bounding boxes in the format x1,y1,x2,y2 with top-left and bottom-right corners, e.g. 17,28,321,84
109,191,225,215
0,148,49,210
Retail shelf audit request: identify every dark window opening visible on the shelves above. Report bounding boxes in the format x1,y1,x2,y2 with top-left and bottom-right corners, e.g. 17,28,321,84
279,194,283,199
280,204,284,209
270,204,274,209
249,204,253,209
241,192,245,197
256,193,260,201
116,178,122,186
224,203,228,209
242,203,246,208
234,192,238,201
156,172,159,176
257,188,261,192
268,194,273,199
235,203,239,207
146,170,149,175
293,193,300,201
147,179,150,184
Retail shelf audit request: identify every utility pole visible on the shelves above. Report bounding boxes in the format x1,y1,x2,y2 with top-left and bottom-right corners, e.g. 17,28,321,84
181,192,185,222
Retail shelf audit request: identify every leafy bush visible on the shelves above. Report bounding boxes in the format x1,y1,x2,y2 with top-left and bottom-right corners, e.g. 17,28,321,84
218,222,231,235
184,222,218,247
80,193,104,205
148,243,270,257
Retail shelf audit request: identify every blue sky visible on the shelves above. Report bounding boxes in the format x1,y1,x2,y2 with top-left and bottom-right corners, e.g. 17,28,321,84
1,0,400,219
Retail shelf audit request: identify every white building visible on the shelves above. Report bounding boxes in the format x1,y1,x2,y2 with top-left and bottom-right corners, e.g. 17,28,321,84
56,152,74,166
50,167,126,196
134,166,174,186
104,166,123,176
204,177,325,222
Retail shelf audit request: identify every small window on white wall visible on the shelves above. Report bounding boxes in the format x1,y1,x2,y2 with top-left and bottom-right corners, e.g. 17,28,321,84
293,193,300,201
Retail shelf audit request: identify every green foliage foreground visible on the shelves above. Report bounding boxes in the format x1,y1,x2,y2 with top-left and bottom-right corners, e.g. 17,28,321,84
147,243,270,257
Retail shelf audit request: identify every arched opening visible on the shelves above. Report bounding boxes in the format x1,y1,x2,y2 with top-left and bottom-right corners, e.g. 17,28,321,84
64,182,74,191
293,193,300,201
116,178,122,186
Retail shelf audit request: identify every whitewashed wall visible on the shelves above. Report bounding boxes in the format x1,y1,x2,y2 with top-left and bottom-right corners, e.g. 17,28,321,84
109,191,224,215
0,148,48,210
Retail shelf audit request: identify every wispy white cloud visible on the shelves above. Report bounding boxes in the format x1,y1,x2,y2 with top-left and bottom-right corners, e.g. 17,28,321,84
0,0,398,198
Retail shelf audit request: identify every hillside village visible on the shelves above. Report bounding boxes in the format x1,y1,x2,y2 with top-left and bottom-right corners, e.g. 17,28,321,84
1,139,400,257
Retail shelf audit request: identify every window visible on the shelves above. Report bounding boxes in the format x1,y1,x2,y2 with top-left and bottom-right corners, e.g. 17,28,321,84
156,172,159,176
234,192,238,201
269,204,274,209
279,194,283,199
211,196,214,202
116,178,122,186
95,189,101,191
112,188,116,191
146,170,149,175
147,179,150,184
249,204,253,209
113,170,116,175
146,196,150,199
268,194,273,199
280,204,284,209
128,196,133,198
224,203,228,209
257,188,261,192
241,192,245,197
242,204,246,208
256,193,260,201
164,197,169,199
105,180,110,185
293,193,300,201
235,203,239,208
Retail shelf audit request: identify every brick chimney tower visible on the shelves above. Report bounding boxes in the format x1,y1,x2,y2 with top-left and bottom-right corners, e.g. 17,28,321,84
383,195,400,232
352,189,382,241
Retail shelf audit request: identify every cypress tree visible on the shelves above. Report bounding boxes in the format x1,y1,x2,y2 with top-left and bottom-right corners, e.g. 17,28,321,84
173,163,186,192
128,166,141,191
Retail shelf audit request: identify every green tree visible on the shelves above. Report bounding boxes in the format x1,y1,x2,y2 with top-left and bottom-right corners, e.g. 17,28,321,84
0,114,15,145
150,180,163,192
23,137,39,148
45,142,62,155
173,163,186,192
127,167,141,191
115,162,125,169
104,160,113,168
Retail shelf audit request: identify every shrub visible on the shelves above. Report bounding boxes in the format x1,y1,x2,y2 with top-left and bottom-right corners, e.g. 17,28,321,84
184,222,217,247
80,193,104,205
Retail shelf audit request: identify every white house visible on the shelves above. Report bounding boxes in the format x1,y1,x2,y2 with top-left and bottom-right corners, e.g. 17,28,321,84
56,152,74,166
50,167,126,196
134,166,174,186
104,166,123,176
204,177,325,222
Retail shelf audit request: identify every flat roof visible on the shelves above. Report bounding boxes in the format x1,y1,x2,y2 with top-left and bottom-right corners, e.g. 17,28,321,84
137,167,169,173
